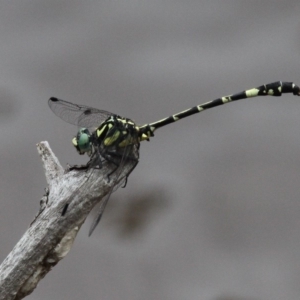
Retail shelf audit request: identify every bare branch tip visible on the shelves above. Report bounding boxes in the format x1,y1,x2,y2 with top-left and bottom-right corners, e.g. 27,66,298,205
37,141,64,184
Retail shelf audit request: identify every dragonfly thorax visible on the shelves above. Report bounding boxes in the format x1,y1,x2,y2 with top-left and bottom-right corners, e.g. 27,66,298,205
96,115,139,148
72,116,144,157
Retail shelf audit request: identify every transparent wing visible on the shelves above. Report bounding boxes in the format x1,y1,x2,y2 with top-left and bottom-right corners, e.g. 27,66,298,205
88,136,140,236
48,97,114,128
88,191,111,236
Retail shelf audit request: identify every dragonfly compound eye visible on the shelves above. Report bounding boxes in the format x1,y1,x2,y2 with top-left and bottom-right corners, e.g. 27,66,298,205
72,128,92,154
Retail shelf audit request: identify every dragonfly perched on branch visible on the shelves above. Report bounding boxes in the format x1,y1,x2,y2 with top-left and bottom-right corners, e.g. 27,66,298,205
49,81,300,235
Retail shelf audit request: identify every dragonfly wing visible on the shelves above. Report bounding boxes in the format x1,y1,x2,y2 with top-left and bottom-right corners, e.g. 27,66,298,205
48,97,113,128
88,129,139,236
77,108,114,128
88,192,111,236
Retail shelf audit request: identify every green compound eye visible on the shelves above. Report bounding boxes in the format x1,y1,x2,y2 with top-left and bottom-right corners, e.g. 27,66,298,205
77,130,91,151
72,128,92,154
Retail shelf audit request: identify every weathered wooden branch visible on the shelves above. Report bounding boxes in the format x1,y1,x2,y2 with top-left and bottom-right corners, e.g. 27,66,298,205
0,141,136,300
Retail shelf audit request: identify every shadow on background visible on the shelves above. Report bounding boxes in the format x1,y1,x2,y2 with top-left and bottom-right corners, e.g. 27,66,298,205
89,187,169,239
215,295,259,300
0,88,18,122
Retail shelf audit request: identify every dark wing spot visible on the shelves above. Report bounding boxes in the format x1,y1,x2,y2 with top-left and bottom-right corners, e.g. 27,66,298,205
49,97,58,102
84,109,92,115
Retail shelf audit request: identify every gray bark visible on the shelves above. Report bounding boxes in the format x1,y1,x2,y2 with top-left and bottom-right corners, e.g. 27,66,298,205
0,141,136,300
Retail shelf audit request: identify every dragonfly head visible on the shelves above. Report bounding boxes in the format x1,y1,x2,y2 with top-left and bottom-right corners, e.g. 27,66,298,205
72,128,92,155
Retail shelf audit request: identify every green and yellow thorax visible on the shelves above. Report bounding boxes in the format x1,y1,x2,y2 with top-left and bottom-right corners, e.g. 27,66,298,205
72,115,154,156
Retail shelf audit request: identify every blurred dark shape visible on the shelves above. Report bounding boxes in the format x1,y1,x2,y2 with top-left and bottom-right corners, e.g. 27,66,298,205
117,188,169,237
93,187,169,238
215,295,259,300
0,89,18,121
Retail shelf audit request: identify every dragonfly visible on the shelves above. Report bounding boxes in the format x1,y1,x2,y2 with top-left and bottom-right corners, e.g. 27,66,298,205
48,81,300,235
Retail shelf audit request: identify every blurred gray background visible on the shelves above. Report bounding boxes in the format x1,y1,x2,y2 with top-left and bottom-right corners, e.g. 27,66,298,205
0,1,300,299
